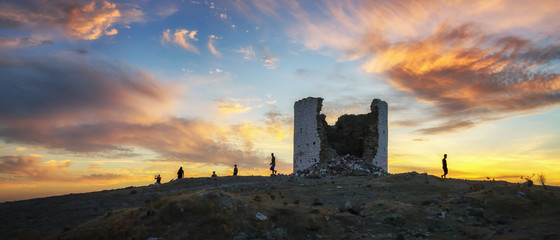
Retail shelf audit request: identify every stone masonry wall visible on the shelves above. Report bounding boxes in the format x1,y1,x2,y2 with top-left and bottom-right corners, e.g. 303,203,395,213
370,99,388,170
293,97,388,174
293,97,323,172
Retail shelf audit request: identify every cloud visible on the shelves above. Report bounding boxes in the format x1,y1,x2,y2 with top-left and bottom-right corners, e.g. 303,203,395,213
237,0,560,134
0,154,127,183
363,24,560,133
260,46,278,69
88,162,103,173
0,52,174,129
236,45,256,60
215,99,252,114
119,8,144,24
79,173,122,181
162,29,199,53
0,50,266,168
0,0,121,40
277,0,560,54
0,155,71,181
0,36,53,48
157,6,179,17
208,35,221,56
261,111,292,141
105,28,118,35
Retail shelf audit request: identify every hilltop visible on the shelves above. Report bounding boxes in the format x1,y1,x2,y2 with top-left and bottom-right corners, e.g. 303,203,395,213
1,172,559,239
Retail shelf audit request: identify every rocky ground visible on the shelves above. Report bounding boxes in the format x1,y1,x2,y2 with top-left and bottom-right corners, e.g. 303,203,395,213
1,172,559,240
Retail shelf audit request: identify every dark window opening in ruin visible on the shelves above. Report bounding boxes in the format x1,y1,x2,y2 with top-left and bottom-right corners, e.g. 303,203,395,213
322,113,375,158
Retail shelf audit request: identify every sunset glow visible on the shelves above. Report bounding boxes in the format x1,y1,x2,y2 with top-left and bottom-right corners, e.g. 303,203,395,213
1,0,559,202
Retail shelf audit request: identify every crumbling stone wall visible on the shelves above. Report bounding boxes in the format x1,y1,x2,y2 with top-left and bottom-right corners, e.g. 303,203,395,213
293,97,388,174
293,97,323,172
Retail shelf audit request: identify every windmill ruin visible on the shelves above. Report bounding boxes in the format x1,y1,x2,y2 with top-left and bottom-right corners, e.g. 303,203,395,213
293,97,388,176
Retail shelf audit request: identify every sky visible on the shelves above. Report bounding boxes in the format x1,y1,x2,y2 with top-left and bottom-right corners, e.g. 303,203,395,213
0,0,559,202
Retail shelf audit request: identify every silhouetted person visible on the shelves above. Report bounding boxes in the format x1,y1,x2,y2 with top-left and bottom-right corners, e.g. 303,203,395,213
441,154,448,178
270,153,277,175
155,174,161,184
212,171,217,178
177,167,184,179
233,164,238,176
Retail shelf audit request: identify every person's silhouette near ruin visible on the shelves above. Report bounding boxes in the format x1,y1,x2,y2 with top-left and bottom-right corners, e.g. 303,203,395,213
270,153,277,175
441,154,448,178
233,164,238,176
155,174,161,184
177,167,184,179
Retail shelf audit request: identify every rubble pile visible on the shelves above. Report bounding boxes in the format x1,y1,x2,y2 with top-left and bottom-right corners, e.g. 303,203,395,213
296,154,388,177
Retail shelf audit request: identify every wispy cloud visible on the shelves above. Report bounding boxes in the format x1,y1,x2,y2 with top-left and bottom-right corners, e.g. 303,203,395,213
119,8,145,24
236,45,256,60
237,0,560,134
0,36,53,48
208,35,221,56
162,29,199,53
260,46,278,69
214,98,254,114
0,154,127,183
157,6,179,17
0,0,121,40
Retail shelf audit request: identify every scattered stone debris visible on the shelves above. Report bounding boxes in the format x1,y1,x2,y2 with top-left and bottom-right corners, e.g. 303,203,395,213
255,212,267,221
296,154,388,177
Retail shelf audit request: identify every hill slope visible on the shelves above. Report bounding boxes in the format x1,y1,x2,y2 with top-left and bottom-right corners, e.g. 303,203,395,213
1,173,559,239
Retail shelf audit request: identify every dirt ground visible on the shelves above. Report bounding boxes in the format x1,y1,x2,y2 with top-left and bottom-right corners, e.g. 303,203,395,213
1,172,559,240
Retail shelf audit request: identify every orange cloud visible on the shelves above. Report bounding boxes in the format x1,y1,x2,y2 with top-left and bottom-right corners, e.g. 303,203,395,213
162,28,200,53
214,97,265,114
361,24,560,133
215,99,252,114
0,0,122,40
0,155,72,181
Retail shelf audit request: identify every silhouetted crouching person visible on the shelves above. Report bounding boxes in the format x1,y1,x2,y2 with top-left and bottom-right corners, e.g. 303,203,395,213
177,167,184,179
155,174,161,184
212,171,217,178
233,164,238,176
270,153,277,175
441,154,448,178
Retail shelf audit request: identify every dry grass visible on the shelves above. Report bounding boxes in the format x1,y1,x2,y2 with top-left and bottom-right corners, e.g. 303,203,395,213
8,172,557,240
54,190,339,240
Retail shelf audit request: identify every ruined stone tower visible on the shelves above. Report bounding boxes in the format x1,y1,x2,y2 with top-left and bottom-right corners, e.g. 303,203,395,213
293,97,388,173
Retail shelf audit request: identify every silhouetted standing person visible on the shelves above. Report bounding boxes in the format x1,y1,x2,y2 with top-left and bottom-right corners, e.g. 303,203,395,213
441,154,448,178
177,167,184,179
212,171,217,178
233,164,238,176
270,153,277,175
155,174,161,184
